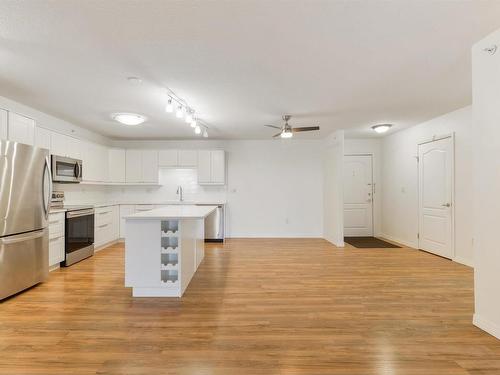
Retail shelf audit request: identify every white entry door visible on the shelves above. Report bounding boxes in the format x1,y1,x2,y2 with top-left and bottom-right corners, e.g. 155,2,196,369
343,155,373,236
418,137,453,258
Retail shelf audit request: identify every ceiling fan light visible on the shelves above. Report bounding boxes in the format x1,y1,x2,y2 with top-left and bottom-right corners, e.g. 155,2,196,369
280,129,293,138
371,124,392,133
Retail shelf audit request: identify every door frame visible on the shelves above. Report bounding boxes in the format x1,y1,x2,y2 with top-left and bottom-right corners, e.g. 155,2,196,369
416,133,455,258
344,153,375,237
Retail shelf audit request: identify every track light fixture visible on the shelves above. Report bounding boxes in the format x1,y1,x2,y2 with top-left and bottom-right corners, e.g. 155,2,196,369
164,88,210,137
165,97,173,113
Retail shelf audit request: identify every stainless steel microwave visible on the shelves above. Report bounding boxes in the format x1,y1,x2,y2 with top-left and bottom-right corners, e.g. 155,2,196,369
51,155,82,183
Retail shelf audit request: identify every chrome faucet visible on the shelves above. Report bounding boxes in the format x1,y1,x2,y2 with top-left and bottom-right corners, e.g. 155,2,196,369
176,185,184,201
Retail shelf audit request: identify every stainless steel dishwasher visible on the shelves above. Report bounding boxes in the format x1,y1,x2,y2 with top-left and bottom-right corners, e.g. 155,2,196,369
196,204,224,242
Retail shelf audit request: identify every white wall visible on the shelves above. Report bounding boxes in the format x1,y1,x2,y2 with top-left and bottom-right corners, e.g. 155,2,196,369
471,28,500,339
380,106,474,267
323,131,344,246
344,138,382,236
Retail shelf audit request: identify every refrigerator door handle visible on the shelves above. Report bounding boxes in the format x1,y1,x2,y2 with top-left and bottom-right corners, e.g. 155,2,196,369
0,229,45,245
42,156,52,219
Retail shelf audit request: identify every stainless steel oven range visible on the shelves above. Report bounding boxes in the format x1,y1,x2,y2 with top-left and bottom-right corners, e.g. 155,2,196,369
63,206,95,266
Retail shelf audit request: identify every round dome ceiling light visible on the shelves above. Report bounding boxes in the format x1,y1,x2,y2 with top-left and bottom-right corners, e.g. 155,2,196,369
127,76,143,85
112,113,146,126
371,123,393,133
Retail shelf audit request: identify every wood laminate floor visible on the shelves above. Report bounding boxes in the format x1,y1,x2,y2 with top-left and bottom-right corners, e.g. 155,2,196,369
0,239,499,375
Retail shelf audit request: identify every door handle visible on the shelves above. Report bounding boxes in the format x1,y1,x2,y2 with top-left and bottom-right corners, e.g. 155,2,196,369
442,203,451,207
0,229,45,244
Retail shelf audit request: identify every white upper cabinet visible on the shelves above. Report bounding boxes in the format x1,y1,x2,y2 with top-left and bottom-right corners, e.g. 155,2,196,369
8,112,35,146
51,132,83,159
211,150,226,184
178,150,197,167
158,149,197,168
108,149,126,183
158,149,178,167
0,109,7,140
34,126,52,151
197,150,225,185
125,150,143,183
126,150,158,183
50,132,67,156
197,150,212,184
83,141,108,182
142,150,159,183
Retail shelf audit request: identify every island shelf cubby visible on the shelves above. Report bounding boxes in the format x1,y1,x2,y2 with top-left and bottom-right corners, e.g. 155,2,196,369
161,220,179,236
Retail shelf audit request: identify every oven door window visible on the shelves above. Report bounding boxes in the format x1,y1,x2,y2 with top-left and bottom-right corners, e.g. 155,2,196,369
66,214,94,253
56,161,78,178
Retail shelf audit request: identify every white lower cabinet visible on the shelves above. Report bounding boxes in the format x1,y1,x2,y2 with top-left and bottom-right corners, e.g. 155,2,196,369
119,205,136,238
48,212,65,268
94,205,120,249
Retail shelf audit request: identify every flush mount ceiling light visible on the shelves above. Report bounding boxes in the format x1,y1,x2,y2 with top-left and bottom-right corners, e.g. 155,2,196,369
371,123,393,133
112,113,146,126
127,76,143,85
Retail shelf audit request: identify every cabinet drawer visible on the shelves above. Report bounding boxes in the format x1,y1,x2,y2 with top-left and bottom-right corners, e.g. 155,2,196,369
96,210,112,226
95,222,112,247
49,222,64,239
49,213,65,239
49,236,65,266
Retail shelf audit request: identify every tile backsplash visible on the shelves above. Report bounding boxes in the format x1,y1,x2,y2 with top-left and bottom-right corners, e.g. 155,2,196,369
58,168,227,204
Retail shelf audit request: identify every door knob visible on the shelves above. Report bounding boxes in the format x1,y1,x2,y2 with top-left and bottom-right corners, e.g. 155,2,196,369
442,203,451,207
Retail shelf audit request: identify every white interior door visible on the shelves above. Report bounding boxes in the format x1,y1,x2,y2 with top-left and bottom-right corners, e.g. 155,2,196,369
418,137,453,258
343,155,373,236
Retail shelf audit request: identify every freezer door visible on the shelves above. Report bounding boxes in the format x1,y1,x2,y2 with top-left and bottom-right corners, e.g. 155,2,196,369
0,228,48,300
0,140,51,237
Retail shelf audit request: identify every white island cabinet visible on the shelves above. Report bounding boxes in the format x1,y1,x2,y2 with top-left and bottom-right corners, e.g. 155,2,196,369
124,205,216,297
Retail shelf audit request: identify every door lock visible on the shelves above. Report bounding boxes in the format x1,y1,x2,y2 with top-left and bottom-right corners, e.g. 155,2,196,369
442,203,451,207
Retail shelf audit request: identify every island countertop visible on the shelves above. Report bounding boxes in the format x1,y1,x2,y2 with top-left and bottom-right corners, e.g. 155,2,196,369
126,205,217,220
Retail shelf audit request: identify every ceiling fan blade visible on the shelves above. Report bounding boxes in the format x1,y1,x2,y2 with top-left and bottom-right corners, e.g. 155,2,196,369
272,132,282,138
264,124,281,130
292,126,320,132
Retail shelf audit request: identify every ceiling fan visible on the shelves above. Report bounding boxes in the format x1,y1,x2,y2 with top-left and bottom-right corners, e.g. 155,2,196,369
265,115,320,138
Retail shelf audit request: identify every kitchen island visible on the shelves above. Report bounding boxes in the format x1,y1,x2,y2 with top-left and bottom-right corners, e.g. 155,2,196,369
124,205,217,297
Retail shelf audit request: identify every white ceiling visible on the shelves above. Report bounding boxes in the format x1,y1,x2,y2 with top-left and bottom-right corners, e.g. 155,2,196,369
0,1,499,140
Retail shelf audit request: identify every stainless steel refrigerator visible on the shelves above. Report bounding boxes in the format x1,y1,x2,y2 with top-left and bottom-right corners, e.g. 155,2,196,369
0,140,52,300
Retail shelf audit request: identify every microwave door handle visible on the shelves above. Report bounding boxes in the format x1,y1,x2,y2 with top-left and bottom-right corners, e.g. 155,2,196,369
74,162,80,178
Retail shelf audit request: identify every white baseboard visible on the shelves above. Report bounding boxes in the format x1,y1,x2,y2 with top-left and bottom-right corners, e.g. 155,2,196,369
473,314,500,340
378,233,418,249
95,239,121,252
453,256,474,268
49,264,60,272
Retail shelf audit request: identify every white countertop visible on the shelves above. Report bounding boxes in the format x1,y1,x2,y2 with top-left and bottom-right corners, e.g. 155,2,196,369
126,205,217,220
74,200,226,208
